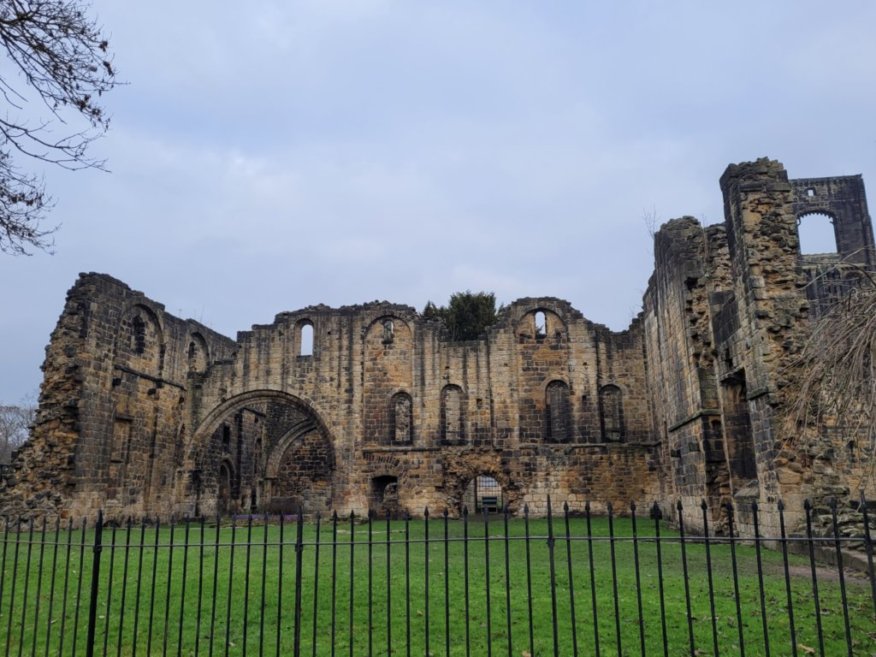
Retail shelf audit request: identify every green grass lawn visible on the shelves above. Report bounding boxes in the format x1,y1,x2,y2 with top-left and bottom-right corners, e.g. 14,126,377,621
0,514,872,657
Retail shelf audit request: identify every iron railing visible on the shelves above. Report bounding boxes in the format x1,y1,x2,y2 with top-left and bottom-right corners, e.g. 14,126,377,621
0,498,873,657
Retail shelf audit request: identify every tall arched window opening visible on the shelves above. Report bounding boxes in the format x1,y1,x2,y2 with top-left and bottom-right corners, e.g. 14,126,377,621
534,311,546,339
545,380,571,442
299,322,314,356
391,392,413,444
441,385,464,443
600,384,624,442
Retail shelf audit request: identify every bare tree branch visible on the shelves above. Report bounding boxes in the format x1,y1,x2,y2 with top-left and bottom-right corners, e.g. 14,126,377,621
0,0,117,254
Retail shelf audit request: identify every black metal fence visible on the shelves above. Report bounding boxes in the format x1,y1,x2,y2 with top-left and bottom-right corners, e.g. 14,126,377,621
0,498,873,657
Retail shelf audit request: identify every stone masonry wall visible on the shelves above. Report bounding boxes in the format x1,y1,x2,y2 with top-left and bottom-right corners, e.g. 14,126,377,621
3,159,873,538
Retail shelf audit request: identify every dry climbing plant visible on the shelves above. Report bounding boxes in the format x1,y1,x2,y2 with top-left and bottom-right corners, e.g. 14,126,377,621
784,267,876,495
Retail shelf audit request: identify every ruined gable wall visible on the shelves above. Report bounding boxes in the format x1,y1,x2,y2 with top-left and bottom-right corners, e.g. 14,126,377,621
0,274,237,520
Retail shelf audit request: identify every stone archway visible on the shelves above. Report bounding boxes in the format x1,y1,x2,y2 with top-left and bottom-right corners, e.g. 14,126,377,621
188,390,335,517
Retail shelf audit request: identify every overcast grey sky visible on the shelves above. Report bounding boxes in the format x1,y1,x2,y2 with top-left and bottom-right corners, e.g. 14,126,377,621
1,0,875,404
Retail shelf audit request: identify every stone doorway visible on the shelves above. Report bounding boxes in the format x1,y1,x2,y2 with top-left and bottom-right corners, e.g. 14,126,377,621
462,475,503,514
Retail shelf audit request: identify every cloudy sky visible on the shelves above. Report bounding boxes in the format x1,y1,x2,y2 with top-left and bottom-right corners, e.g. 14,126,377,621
1,0,875,404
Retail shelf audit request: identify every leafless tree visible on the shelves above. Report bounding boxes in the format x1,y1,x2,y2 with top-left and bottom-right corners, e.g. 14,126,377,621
785,270,876,493
0,403,34,463
0,0,118,255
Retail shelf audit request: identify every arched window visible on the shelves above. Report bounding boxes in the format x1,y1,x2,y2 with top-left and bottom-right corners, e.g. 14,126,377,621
382,319,395,344
798,212,837,255
390,392,413,444
545,380,571,442
534,311,547,339
299,321,314,356
187,333,208,373
441,385,464,443
132,315,146,355
600,384,624,442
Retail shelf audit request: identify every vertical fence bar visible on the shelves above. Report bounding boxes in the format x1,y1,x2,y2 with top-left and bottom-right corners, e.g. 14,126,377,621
331,511,338,657
0,517,9,631
725,504,746,657
208,515,221,657
524,505,534,657
777,501,798,657
260,515,268,657
242,517,253,657
385,511,392,657
311,513,321,657
367,512,373,657
275,514,285,657
443,508,450,657
115,520,132,657
57,518,75,657
751,503,771,657
30,517,48,657
72,519,88,657
651,504,668,657
17,518,35,657
196,518,206,657
162,519,176,657
676,501,695,657
803,501,825,657
483,508,493,657
178,519,191,657
405,513,412,657
608,503,622,657
829,499,853,657
463,506,470,657
131,521,147,657
44,517,61,657
100,522,116,657
700,501,719,657
84,511,104,657
563,502,579,657
586,502,601,657
630,503,646,657
861,492,876,616
348,511,355,657
293,509,304,657
224,518,237,657
146,520,160,657
503,505,512,657
424,508,430,657
546,496,559,657
5,518,22,657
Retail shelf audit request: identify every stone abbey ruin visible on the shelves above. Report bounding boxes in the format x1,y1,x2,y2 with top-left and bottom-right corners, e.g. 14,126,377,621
2,158,874,535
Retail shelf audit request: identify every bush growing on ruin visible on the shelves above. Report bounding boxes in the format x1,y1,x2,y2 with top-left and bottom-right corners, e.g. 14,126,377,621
423,291,501,341
0,0,118,255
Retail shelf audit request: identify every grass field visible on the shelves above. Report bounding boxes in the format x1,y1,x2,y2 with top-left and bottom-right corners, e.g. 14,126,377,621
0,514,872,657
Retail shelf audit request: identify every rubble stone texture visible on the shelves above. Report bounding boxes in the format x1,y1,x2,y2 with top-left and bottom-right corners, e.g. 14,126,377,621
2,159,873,535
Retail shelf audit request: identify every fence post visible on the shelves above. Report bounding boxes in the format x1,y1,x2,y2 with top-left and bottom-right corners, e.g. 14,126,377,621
293,507,304,657
84,510,104,657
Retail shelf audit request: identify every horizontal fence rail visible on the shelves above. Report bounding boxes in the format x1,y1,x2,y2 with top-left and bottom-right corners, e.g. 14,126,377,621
0,499,873,657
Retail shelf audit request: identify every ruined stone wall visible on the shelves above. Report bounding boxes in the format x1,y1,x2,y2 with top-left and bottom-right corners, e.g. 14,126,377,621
3,159,873,535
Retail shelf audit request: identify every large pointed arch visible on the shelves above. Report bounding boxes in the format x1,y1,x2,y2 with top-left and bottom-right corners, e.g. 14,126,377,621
187,389,335,516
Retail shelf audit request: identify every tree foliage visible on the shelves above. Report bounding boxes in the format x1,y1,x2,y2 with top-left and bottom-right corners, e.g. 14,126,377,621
0,0,118,254
423,291,501,341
